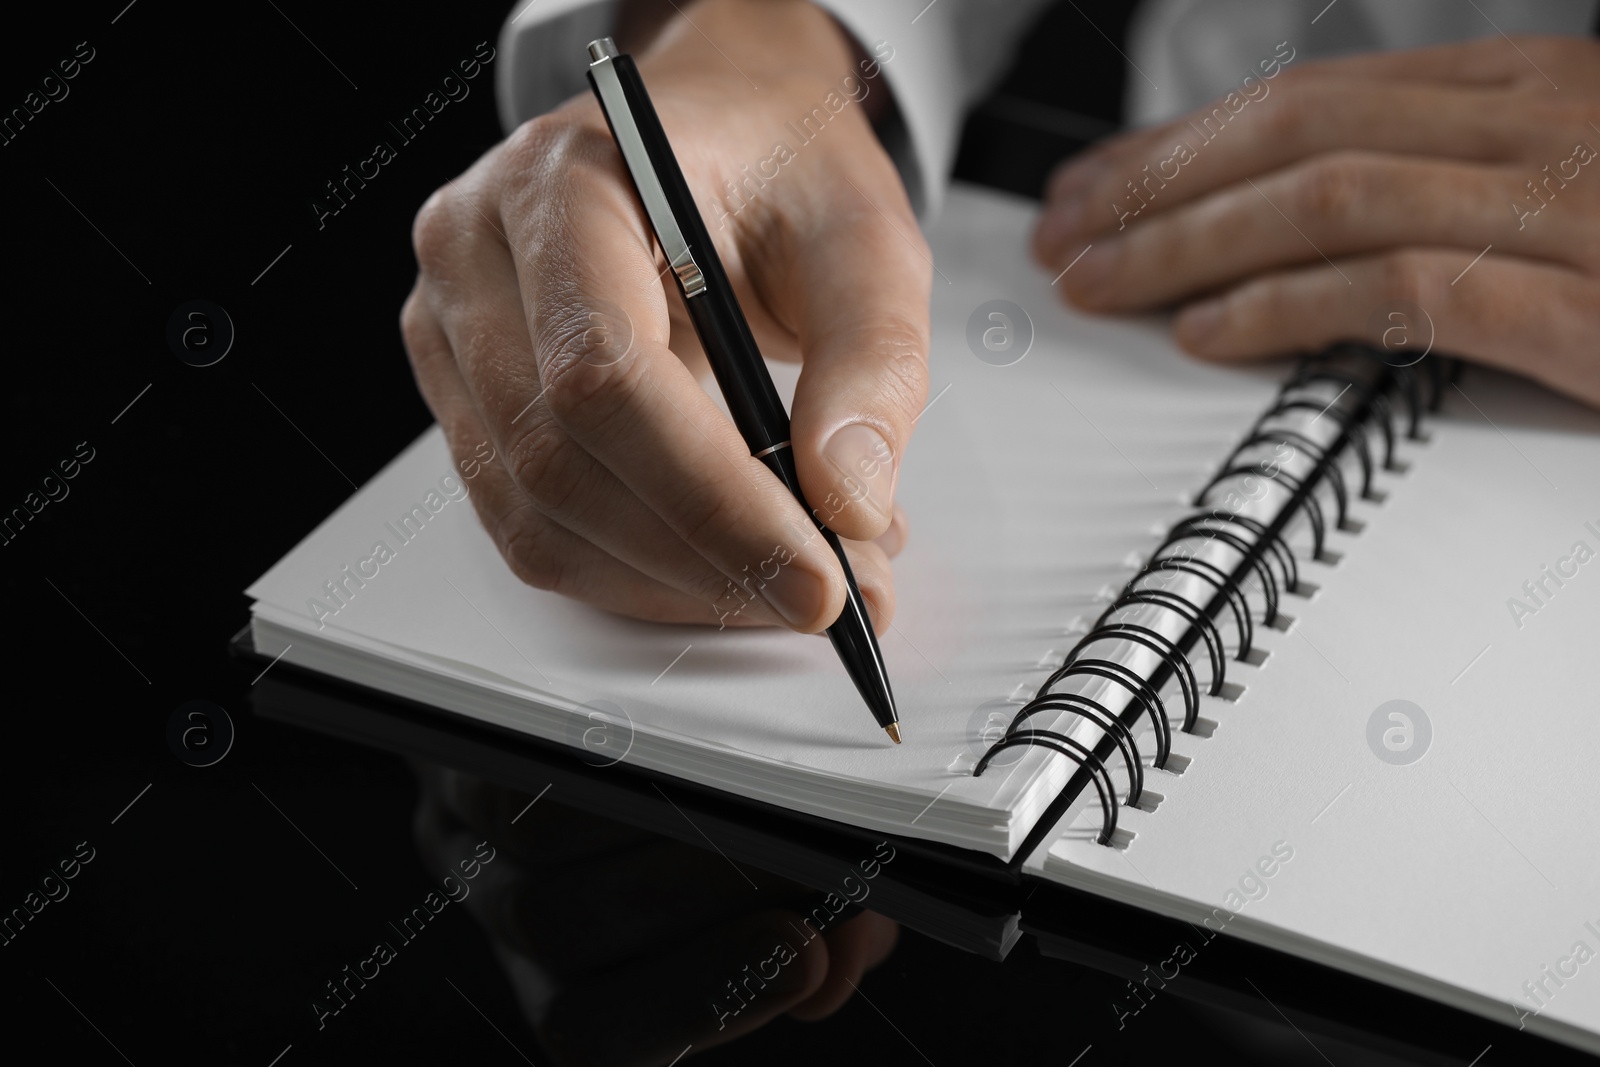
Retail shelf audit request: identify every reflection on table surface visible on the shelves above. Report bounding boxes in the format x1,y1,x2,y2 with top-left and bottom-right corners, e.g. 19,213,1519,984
405,759,1387,1067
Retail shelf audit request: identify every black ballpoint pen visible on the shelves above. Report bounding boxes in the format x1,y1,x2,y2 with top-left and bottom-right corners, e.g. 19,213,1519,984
584,37,900,744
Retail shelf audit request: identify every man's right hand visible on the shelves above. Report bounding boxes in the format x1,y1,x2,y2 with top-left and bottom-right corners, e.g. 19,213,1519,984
401,0,927,636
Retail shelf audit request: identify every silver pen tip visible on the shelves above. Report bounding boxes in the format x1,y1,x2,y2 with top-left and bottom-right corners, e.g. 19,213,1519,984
587,37,619,63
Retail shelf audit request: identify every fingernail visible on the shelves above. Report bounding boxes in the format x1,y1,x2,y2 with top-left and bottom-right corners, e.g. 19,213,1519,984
1175,298,1226,351
1036,199,1084,258
822,423,895,527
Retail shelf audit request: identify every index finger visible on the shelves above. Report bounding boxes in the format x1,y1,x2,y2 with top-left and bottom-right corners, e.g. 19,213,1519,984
496,114,850,633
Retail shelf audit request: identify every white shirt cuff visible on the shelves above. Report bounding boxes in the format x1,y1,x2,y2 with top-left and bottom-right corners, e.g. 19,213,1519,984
493,0,1046,220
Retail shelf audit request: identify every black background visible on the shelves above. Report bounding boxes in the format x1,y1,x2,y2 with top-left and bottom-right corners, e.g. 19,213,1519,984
1,2,1583,1065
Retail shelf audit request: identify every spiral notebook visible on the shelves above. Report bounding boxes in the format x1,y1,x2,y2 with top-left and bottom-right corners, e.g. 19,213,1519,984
244,185,1600,1053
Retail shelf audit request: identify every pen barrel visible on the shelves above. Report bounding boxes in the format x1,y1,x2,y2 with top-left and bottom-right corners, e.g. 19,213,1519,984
589,44,896,731
595,52,792,456
761,446,896,730
681,288,792,454
754,432,805,502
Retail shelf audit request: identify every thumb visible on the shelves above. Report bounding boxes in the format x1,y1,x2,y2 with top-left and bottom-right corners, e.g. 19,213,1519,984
783,173,933,543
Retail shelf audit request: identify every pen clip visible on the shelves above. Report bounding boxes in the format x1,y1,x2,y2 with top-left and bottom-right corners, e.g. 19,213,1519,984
587,38,707,298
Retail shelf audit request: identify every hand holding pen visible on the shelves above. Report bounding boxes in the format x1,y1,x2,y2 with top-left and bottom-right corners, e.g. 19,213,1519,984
585,32,901,738
399,1,929,713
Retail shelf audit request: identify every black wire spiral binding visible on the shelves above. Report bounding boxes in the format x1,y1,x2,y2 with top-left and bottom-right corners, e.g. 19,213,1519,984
975,345,1450,851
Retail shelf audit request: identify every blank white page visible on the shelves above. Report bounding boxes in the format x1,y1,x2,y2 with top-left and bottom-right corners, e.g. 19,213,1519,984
1033,366,1600,1053
247,184,1278,857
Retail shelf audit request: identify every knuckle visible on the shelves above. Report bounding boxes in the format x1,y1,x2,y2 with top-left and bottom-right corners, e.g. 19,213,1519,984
863,322,931,436
500,115,565,181
497,511,569,592
1256,87,1306,144
1290,154,1368,225
537,327,641,432
1228,272,1304,347
410,188,456,275
506,420,585,517
500,112,618,207
1232,277,1283,332
398,289,429,355
534,292,648,433
1376,251,1446,310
